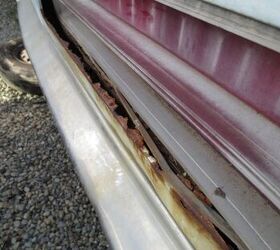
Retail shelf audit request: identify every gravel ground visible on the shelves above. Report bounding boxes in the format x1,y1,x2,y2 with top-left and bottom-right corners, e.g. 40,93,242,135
0,0,20,42
0,0,109,249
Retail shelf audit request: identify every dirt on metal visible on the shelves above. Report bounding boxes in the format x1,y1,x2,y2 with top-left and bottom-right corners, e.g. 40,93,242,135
91,78,228,250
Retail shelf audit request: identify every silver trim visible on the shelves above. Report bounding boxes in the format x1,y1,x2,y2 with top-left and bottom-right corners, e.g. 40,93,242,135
202,0,280,28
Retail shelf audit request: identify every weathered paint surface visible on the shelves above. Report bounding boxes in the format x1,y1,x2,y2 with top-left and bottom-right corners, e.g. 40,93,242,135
94,0,280,126
57,0,280,209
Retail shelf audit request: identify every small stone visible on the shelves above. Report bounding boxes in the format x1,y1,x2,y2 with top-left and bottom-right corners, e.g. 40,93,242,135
16,204,25,211
43,211,50,217
14,221,20,227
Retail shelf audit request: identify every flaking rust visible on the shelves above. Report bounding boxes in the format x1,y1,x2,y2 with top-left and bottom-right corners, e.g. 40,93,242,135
43,3,229,249
60,38,228,249
91,82,228,250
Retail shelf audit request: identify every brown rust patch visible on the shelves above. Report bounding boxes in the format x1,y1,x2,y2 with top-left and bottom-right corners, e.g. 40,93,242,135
42,2,234,248
93,83,118,111
91,78,228,249
147,160,165,184
193,187,213,206
116,116,128,130
178,174,194,191
127,129,145,148
72,51,228,248
171,189,228,249
138,116,216,208
92,83,145,148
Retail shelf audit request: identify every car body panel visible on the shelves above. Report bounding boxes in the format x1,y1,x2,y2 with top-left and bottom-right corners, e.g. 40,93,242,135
18,0,280,249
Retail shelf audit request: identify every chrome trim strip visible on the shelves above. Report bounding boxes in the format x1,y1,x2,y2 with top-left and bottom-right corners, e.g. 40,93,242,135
17,0,193,249
53,1,280,249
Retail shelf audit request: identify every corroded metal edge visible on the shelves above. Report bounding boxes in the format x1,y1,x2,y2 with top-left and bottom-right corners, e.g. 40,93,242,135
90,82,228,250
17,0,194,249
52,2,280,249
59,0,280,211
20,0,230,248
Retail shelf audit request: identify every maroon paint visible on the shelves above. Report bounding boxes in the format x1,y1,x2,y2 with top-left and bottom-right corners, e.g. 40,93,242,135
97,0,280,126
59,0,280,205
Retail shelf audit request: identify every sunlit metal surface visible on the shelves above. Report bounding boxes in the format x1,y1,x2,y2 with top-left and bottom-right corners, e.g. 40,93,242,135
52,1,280,249
17,1,194,249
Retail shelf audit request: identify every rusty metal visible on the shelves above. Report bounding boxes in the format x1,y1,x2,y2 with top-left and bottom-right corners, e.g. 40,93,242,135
50,12,245,245
60,0,280,212
19,1,193,249
78,38,244,249
21,0,280,249
92,59,247,250
42,4,231,248
92,80,229,250
47,1,280,248
82,48,248,247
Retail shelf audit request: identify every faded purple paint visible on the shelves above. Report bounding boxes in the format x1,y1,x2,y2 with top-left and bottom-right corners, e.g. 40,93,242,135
97,0,280,126
58,0,280,207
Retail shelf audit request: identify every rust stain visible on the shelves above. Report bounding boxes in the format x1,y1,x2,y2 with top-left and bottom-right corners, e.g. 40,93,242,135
147,161,165,184
90,73,228,249
93,83,145,148
171,189,228,249
93,83,118,111
178,174,194,191
116,116,128,130
94,82,230,249
44,11,230,248
127,129,145,148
